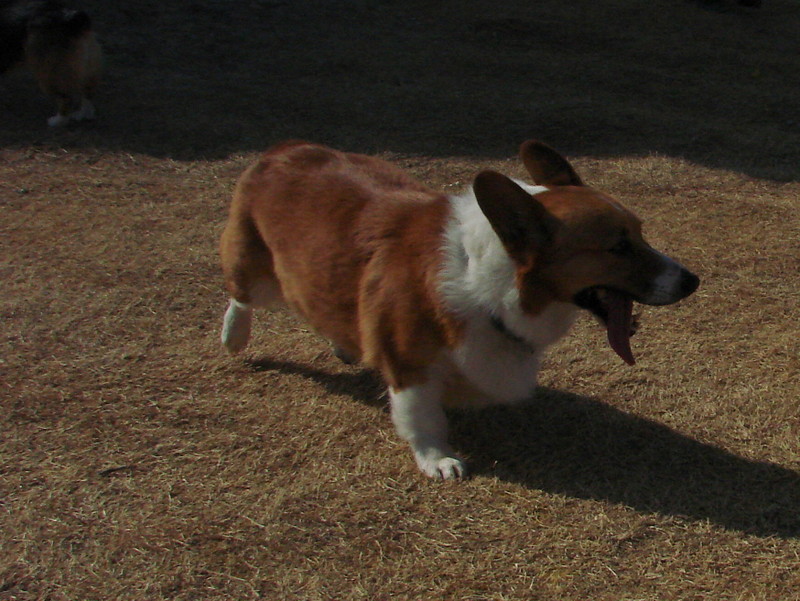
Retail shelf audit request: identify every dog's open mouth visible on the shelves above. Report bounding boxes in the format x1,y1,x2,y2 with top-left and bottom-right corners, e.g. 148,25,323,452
574,287,637,366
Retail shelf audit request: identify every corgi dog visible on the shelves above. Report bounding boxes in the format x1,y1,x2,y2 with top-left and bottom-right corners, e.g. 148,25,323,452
220,140,699,480
0,0,102,126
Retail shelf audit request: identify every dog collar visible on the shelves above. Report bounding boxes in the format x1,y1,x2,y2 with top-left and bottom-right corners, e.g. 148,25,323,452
490,315,537,354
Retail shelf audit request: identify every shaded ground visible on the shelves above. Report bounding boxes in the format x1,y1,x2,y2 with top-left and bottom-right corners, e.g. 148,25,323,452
2,0,800,599
2,0,799,177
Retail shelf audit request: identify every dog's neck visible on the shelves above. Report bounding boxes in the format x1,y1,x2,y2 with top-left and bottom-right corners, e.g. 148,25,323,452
489,314,538,354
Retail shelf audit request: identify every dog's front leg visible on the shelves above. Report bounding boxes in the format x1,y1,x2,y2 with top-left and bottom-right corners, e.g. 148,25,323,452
390,380,465,480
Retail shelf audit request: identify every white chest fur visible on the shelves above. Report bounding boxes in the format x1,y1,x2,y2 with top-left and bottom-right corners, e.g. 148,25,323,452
440,303,576,406
438,184,578,407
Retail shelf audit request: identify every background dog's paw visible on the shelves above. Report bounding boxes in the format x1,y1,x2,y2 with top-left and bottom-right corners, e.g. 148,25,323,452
71,99,96,122
47,114,70,127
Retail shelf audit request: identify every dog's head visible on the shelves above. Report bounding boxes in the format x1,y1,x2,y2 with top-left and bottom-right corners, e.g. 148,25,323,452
473,140,699,365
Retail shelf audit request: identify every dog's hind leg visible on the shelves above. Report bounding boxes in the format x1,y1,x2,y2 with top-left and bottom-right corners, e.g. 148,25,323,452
66,33,102,124
221,298,254,355
219,212,283,354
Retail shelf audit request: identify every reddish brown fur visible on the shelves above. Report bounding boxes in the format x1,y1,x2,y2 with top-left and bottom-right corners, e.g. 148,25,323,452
220,141,698,479
471,168,667,316
220,142,461,390
221,140,697,400
530,187,666,304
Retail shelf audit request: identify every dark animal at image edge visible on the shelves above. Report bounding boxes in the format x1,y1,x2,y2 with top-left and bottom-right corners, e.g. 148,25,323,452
0,0,101,126
219,140,700,480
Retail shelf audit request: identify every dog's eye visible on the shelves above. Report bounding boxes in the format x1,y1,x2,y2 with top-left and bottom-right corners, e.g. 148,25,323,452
609,238,633,255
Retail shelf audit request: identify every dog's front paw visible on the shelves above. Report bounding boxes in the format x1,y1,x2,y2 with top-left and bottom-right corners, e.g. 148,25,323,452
417,454,467,480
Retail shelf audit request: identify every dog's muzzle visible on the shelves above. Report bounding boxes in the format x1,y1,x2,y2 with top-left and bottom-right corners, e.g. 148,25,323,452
573,264,699,367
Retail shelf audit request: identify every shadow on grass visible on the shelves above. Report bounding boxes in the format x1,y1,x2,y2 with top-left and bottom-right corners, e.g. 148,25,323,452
2,1,798,180
242,357,800,537
450,387,800,539
246,356,387,408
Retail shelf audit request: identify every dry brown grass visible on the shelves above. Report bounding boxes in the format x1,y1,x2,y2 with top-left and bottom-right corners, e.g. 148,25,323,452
2,0,800,599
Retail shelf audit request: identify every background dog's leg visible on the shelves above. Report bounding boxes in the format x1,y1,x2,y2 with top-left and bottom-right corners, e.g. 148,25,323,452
47,93,80,126
69,97,95,122
390,382,465,480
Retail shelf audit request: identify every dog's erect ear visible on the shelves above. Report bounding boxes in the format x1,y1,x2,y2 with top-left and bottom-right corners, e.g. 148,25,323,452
473,170,557,265
519,140,584,187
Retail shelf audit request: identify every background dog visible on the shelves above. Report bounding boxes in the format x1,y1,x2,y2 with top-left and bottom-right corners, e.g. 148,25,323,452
1,0,102,126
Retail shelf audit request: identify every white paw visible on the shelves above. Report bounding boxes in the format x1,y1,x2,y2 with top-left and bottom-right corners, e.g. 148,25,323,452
47,114,70,127
48,100,96,127
221,299,252,354
417,454,467,480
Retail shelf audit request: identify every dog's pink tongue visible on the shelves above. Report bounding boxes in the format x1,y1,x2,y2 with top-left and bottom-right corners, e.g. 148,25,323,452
606,291,636,366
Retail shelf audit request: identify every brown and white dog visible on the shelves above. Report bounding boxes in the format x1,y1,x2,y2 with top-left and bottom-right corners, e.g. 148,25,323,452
1,0,102,126
220,140,699,479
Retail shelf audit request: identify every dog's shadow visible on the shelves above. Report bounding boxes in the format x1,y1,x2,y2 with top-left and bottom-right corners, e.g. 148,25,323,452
246,356,387,407
450,387,800,538
248,358,800,538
